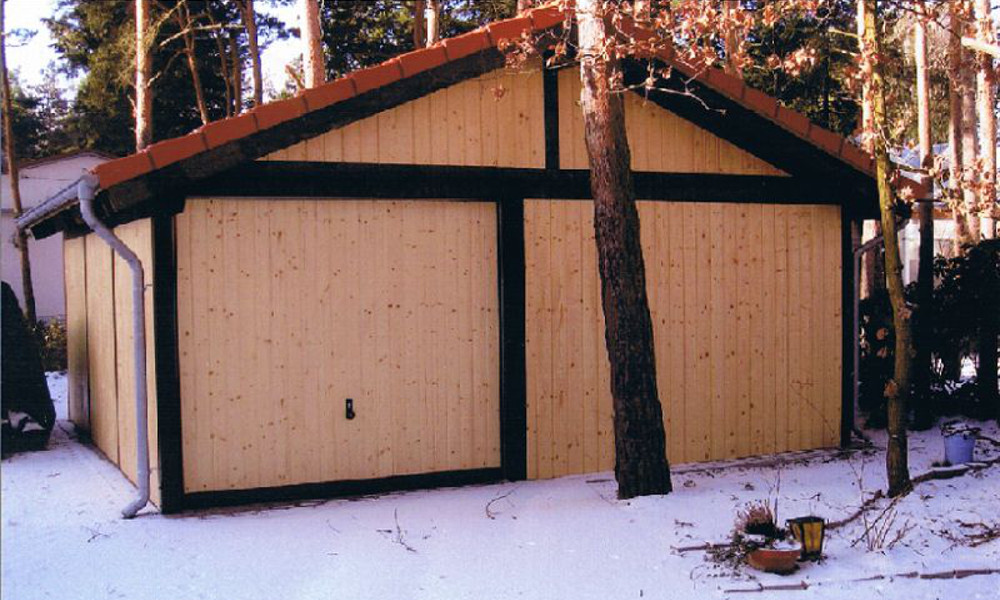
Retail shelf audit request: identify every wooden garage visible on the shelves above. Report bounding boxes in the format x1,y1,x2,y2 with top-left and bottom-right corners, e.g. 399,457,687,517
21,6,881,513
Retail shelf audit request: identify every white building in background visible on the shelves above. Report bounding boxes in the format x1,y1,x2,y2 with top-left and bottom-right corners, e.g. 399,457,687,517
2,151,113,321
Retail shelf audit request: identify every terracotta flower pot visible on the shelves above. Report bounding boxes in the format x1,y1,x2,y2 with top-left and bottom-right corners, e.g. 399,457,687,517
747,548,800,574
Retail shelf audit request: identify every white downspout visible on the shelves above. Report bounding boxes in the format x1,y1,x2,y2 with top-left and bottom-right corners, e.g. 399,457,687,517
78,174,150,519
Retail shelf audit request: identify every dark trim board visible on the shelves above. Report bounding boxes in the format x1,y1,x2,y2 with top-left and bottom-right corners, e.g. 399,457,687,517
497,198,527,481
840,207,856,448
197,161,870,206
182,468,505,511
152,214,185,513
542,57,560,170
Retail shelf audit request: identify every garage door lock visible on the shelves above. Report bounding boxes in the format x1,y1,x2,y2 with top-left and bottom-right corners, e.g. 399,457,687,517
345,398,356,420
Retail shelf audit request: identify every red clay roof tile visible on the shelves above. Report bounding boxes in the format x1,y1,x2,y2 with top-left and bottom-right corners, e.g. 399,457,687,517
94,152,154,189
202,112,258,148
147,133,207,170
442,30,490,61
527,5,565,30
352,59,403,94
840,141,875,174
704,69,745,101
743,86,779,118
254,96,308,130
619,19,655,42
777,105,811,138
303,78,357,111
487,16,533,45
399,45,448,77
809,126,844,157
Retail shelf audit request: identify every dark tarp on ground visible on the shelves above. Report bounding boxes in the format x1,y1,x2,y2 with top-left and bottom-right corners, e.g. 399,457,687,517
2,281,55,452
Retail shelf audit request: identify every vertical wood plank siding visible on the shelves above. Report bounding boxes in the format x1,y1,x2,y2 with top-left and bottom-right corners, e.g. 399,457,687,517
557,69,786,175
75,219,162,506
262,66,784,178
262,67,545,168
84,234,118,462
111,219,162,505
175,198,500,493
64,235,89,429
524,200,842,478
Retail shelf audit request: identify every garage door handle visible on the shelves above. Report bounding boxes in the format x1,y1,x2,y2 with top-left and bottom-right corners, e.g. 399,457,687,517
345,398,356,420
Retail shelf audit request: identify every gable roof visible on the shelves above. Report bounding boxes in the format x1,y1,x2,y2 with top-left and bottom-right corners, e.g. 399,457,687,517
19,3,897,239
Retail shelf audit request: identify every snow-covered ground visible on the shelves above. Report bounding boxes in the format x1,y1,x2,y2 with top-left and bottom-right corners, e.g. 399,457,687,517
2,374,998,600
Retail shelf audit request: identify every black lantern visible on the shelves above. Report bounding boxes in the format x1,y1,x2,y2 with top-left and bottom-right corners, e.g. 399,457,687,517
786,516,825,561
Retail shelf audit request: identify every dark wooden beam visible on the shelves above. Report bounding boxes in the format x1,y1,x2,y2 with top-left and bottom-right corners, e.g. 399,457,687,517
182,467,504,511
840,206,856,448
543,57,560,170
497,197,527,481
195,161,862,205
152,213,185,513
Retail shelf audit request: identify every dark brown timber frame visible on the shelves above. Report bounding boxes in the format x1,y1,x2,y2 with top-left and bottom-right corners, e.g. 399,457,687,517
28,48,877,513
840,207,858,448
152,211,185,513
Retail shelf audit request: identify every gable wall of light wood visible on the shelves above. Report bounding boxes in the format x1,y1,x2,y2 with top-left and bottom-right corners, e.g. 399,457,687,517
262,66,545,168
260,65,784,176
557,70,786,174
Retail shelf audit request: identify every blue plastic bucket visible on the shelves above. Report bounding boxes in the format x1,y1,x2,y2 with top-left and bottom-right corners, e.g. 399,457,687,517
943,432,976,464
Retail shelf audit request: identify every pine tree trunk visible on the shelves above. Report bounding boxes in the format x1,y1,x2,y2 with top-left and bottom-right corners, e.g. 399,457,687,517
413,0,426,48
177,3,209,125
238,0,263,106
723,0,740,77
863,0,911,498
426,0,440,46
912,6,934,429
948,2,973,249
301,0,325,88
856,0,873,150
135,0,152,149
576,0,671,500
231,35,243,113
974,0,998,419
0,0,37,325
961,47,981,241
211,19,232,117
856,0,885,301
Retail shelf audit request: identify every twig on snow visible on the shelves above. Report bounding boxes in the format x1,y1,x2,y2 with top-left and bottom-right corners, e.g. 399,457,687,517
485,487,517,520
392,508,417,554
671,542,733,553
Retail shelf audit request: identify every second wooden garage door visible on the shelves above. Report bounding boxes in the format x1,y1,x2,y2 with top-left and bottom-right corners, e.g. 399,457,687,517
524,200,843,479
176,198,500,493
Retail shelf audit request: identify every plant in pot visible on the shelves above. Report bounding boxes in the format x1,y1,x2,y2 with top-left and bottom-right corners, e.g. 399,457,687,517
711,500,799,575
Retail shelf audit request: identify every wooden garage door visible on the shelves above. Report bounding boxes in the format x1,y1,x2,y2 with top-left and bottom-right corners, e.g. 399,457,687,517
176,198,500,493
524,200,842,479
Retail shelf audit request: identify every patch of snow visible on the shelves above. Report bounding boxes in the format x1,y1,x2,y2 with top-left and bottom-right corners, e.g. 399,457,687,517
2,397,998,599
47,371,68,421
